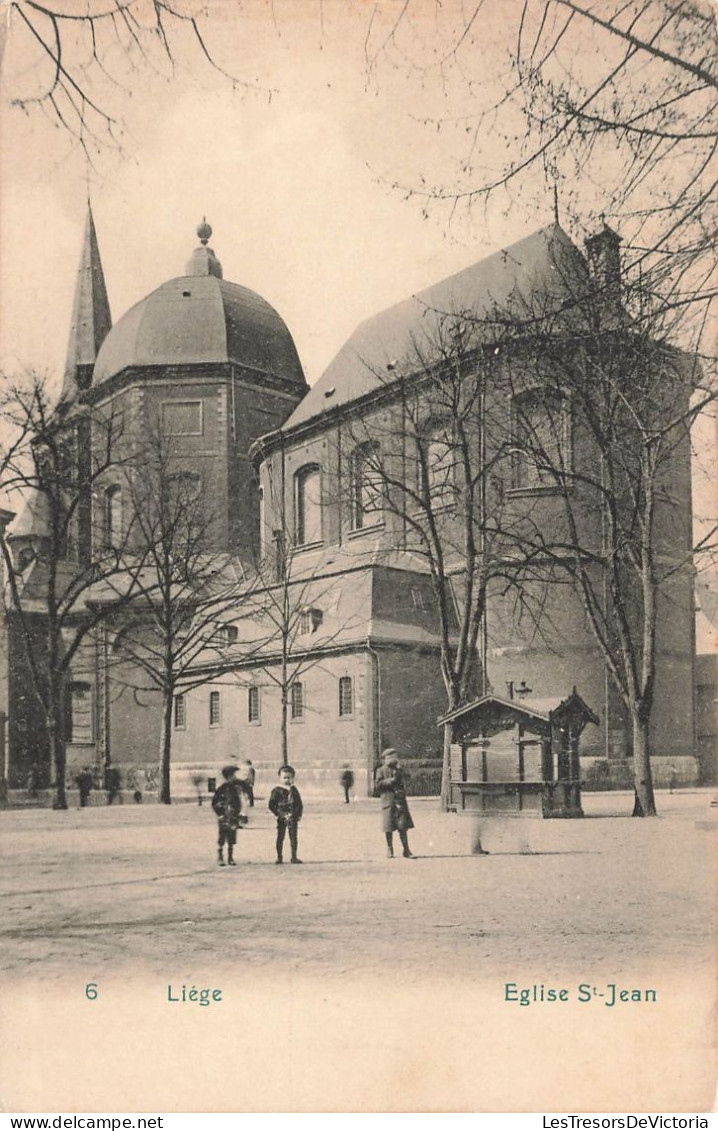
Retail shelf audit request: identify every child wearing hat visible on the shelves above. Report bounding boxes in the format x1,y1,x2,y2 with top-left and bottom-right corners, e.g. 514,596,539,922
211,765,245,866
268,764,304,864
374,748,415,858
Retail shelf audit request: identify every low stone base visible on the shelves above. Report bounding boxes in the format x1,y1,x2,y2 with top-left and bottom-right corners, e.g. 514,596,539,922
580,754,699,791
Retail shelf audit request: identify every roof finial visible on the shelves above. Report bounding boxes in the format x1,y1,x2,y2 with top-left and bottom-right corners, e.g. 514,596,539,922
186,218,222,278
553,182,560,224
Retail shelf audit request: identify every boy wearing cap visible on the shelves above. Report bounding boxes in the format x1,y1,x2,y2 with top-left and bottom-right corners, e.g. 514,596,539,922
211,765,244,866
268,765,304,864
374,748,415,858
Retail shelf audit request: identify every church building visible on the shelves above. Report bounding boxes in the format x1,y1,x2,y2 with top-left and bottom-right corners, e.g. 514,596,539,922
4,209,700,798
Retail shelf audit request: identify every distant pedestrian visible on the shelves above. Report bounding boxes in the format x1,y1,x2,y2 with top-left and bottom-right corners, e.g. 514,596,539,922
340,764,354,804
668,765,678,794
26,767,40,799
241,759,255,807
133,789,143,804
212,765,245,866
268,764,304,864
105,766,122,805
75,767,93,808
374,748,415,859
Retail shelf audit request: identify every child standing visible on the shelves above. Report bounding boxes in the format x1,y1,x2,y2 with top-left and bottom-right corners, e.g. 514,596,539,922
212,765,244,866
268,765,304,864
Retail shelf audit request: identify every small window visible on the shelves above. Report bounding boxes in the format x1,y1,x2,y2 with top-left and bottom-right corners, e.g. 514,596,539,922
339,676,354,718
209,690,221,727
161,401,203,436
248,685,261,724
291,681,305,720
174,693,186,730
212,625,238,647
67,681,94,744
167,472,202,507
411,588,425,610
299,608,323,635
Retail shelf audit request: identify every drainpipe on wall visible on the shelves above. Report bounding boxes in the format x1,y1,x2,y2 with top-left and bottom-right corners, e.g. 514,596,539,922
366,640,381,797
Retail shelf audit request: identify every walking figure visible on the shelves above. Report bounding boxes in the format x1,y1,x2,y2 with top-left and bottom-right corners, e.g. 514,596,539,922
212,765,244,866
242,760,255,807
75,767,93,808
340,764,354,804
105,766,122,805
268,765,303,864
374,748,415,858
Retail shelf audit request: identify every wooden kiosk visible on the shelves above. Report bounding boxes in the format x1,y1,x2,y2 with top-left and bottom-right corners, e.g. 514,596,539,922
440,687,598,818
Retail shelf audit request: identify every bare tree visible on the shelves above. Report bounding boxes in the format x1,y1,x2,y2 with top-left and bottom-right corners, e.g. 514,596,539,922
0,375,147,809
339,316,553,808
238,476,363,767
368,0,716,328
476,259,716,816
3,0,273,156
96,424,246,804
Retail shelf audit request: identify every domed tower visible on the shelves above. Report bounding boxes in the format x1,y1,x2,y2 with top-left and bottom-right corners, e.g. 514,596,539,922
88,220,308,561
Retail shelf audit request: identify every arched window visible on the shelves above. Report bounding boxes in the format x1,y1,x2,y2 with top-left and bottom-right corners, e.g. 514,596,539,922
512,390,570,489
104,486,122,549
294,465,322,546
421,420,455,504
351,443,383,530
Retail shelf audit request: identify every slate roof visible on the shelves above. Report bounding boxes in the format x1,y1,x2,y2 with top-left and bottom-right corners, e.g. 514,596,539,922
93,275,307,389
283,223,590,431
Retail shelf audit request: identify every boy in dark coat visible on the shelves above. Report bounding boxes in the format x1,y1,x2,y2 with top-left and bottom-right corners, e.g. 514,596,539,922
268,765,303,864
212,765,244,866
374,748,415,858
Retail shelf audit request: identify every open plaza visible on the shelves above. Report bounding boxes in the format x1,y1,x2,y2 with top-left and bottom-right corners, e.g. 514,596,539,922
0,789,714,1112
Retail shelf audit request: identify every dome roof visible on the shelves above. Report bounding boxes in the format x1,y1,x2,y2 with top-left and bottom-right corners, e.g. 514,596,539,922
93,274,306,388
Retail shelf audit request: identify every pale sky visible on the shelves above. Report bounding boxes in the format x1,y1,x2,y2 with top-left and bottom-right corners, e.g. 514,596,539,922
0,1,570,393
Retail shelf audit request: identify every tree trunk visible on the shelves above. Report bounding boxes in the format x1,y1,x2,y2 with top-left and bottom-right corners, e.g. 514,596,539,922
280,687,288,766
631,712,657,817
49,679,68,810
159,693,173,804
49,723,68,810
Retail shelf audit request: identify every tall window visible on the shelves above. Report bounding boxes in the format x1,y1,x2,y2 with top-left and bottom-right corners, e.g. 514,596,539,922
248,685,261,724
422,421,455,504
258,485,265,557
209,690,221,727
174,693,186,729
294,465,322,546
104,485,122,549
291,681,305,720
66,682,94,744
513,390,570,489
351,442,383,530
339,675,354,718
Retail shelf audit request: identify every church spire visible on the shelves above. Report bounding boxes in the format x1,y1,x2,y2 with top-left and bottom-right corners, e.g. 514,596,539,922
61,202,112,404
